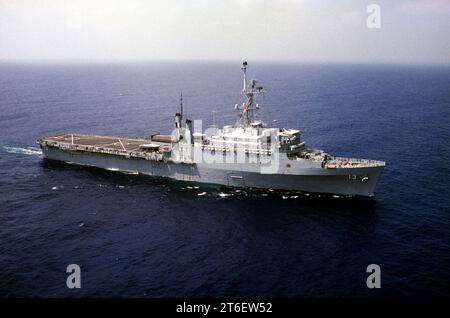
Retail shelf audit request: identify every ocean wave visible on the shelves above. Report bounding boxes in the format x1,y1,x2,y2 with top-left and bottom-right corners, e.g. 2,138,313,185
3,146,42,156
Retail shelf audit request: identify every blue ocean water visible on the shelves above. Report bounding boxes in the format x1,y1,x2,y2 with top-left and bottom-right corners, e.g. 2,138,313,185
0,62,449,297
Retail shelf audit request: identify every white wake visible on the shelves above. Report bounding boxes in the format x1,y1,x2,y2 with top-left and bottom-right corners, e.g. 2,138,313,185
3,146,42,156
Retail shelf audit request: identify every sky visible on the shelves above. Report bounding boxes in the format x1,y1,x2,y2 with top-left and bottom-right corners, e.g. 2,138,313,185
0,0,449,64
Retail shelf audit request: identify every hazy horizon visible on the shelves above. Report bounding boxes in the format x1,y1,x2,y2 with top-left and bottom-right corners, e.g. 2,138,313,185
1,0,449,65
2,59,450,67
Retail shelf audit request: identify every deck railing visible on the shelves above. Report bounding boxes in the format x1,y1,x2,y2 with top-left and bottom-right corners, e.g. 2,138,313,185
331,157,386,167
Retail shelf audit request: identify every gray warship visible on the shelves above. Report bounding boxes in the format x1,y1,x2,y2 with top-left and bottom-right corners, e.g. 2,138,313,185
38,62,385,197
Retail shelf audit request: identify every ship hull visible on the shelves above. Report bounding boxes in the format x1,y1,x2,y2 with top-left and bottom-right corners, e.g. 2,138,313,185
41,146,384,197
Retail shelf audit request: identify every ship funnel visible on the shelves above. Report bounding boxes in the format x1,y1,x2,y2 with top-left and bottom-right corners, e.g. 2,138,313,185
186,119,194,144
175,113,181,129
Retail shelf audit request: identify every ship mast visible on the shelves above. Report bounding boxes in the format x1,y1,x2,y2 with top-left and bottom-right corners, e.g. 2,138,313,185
180,91,183,120
235,61,265,128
